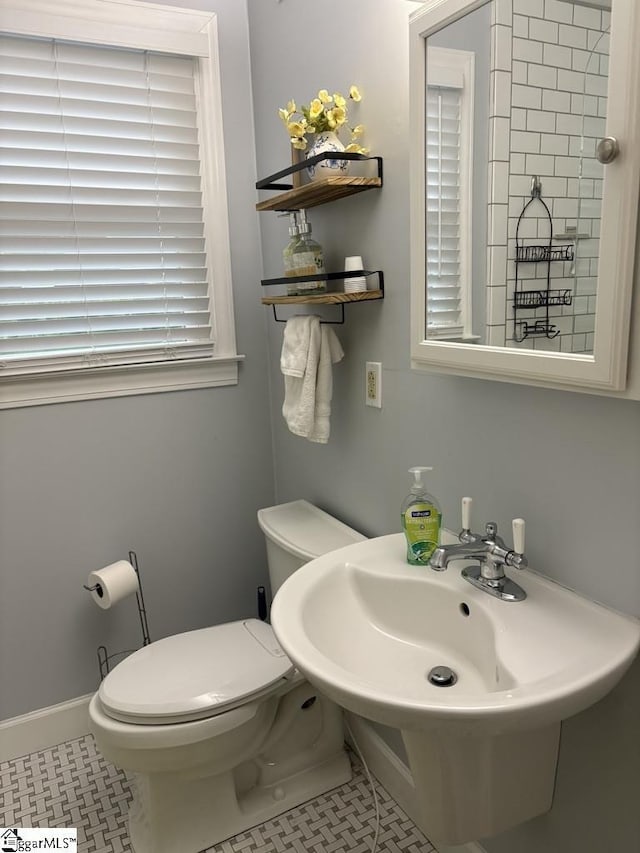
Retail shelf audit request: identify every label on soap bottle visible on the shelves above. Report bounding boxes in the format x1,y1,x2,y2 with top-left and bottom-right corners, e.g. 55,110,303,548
403,502,441,565
293,249,326,294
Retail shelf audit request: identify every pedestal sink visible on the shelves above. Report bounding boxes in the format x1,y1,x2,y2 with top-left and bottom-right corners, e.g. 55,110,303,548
270,533,640,844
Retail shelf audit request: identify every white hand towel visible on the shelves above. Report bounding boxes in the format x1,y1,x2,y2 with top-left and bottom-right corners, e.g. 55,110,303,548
281,316,322,438
280,314,315,378
308,325,344,444
280,316,344,443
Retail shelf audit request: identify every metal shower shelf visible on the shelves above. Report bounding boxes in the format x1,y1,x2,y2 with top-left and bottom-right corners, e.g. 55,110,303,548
514,320,561,343
513,288,573,309
515,244,574,263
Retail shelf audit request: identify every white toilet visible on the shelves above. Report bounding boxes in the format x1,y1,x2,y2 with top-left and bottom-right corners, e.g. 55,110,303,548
89,500,365,853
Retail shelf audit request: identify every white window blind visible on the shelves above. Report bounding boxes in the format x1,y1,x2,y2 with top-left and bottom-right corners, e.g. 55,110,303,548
0,33,214,376
426,83,463,334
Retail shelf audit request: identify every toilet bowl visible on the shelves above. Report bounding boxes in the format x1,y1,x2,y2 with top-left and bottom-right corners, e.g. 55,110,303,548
89,501,365,853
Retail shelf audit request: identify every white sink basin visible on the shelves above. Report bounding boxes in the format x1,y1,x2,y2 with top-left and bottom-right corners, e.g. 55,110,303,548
271,533,639,735
271,533,640,844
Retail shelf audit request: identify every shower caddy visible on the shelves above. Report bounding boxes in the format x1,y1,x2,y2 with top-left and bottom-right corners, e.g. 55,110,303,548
513,176,574,343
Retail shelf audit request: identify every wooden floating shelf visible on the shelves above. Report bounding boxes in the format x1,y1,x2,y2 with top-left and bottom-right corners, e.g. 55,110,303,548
261,289,384,306
256,176,382,212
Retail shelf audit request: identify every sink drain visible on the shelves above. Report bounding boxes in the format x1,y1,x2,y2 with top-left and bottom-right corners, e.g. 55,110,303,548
427,665,458,687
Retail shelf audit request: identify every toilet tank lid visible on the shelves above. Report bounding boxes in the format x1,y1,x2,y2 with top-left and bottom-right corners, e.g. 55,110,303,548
257,499,366,561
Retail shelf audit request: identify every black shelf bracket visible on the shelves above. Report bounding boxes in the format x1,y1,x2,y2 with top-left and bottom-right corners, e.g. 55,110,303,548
256,152,383,192
271,303,345,324
261,269,384,289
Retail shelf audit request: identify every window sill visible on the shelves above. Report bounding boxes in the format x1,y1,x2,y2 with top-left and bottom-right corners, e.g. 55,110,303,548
0,355,244,409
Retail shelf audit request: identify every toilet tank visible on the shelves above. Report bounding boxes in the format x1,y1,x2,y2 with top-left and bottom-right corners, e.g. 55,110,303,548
257,500,366,595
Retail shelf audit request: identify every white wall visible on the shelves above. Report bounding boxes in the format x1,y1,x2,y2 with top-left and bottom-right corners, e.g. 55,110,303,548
247,0,640,851
0,0,275,721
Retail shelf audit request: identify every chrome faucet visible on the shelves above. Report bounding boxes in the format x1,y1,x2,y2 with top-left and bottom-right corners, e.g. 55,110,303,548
429,497,528,601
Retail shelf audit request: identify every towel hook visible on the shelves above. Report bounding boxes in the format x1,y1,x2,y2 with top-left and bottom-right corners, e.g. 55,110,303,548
530,175,542,198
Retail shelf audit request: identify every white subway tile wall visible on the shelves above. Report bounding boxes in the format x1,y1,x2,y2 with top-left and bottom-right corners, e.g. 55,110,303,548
488,0,609,351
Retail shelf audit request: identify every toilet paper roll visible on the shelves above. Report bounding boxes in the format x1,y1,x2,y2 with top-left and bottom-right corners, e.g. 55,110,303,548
87,560,139,610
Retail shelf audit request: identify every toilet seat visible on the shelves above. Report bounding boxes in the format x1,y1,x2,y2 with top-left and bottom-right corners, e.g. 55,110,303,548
98,619,295,725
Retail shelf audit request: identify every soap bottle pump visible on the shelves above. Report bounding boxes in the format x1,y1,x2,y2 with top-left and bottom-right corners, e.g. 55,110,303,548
401,466,442,566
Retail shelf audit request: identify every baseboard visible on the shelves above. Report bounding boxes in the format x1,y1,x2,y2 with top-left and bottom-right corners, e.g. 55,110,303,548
344,713,486,853
0,694,92,762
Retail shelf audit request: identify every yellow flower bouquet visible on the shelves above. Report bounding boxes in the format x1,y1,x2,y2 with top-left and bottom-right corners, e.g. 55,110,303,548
278,85,368,154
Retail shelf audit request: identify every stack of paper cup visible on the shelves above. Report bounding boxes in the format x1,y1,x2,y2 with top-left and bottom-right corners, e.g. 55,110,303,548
344,256,367,293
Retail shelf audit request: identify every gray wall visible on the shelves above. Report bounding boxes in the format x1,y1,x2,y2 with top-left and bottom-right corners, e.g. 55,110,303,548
0,0,275,721
247,1,640,851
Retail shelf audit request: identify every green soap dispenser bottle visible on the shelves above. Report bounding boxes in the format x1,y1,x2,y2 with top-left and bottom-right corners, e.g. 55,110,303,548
401,466,442,566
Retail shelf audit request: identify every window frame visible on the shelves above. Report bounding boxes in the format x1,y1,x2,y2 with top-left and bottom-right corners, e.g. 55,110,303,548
425,45,474,341
0,0,241,408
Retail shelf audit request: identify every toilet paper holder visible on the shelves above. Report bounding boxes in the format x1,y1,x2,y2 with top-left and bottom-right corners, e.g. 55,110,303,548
84,550,152,680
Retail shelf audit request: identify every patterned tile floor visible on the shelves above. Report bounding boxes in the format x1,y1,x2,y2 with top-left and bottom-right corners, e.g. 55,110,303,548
0,735,436,853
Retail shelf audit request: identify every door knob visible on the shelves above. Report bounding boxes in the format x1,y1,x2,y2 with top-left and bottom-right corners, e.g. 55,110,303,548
596,136,620,164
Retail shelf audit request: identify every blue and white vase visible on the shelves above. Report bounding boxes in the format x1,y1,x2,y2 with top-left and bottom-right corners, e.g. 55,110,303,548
305,131,348,182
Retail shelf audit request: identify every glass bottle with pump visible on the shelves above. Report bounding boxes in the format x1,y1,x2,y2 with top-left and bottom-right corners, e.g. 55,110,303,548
291,209,326,295
283,212,301,295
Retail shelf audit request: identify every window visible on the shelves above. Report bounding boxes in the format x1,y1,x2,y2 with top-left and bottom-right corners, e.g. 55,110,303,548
0,0,238,407
425,47,474,340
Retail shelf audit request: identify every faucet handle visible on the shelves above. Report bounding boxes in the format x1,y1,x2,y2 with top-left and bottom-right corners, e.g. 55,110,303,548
461,496,472,531
459,496,478,543
512,518,525,555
